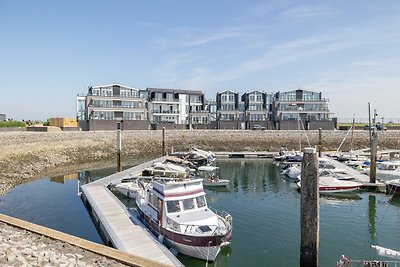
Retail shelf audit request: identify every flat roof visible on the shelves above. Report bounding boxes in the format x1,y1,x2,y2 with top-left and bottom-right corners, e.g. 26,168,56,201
146,87,203,95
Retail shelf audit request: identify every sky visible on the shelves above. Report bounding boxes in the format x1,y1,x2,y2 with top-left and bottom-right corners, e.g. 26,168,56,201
1,0,400,122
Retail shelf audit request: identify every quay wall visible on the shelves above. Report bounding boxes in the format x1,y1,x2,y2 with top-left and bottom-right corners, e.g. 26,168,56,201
1,130,400,195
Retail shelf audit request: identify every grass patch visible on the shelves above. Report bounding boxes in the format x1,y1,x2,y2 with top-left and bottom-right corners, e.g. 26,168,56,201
0,121,26,127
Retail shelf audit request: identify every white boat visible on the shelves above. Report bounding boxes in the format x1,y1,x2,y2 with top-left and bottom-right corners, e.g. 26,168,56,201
372,245,400,260
297,176,363,193
142,162,189,178
197,166,230,187
364,161,400,181
386,178,400,196
319,170,354,181
284,158,349,182
115,178,148,199
135,178,232,261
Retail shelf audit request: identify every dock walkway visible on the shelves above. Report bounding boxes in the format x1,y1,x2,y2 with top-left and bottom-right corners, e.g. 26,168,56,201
322,155,386,188
81,157,183,267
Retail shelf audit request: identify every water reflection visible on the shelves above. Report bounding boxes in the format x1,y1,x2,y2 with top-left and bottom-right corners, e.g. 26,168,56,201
1,159,399,267
368,195,377,243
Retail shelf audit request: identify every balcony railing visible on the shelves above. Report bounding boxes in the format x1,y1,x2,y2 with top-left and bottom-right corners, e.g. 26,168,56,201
87,93,142,99
152,110,179,114
89,105,144,109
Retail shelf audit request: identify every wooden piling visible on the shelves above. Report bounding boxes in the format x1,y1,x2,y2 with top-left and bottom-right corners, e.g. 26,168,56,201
117,123,122,172
318,128,322,157
370,130,378,183
300,147,319,267
162,127,166,156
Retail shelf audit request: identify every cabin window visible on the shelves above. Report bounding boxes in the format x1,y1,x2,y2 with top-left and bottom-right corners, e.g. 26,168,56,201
182,198,195,211
166,201,181,213
196,196,206,208
149,193,159,211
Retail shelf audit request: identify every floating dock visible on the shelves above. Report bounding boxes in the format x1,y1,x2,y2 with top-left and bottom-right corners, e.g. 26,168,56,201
322,155,386,190
80,157,183,267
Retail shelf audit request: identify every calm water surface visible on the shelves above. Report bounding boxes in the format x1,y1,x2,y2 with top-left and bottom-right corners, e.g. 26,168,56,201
0,159,399,267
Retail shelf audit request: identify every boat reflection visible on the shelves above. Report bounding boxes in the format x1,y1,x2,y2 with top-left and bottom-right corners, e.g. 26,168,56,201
320,192,362,202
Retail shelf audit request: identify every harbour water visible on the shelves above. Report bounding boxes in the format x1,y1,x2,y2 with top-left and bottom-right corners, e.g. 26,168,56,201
0,159,399,266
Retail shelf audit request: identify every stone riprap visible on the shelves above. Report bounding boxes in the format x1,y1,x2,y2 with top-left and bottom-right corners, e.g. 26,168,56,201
0,222,127,267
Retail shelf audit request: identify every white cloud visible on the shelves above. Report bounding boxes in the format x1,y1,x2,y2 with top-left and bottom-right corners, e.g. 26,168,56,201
282,5,339,19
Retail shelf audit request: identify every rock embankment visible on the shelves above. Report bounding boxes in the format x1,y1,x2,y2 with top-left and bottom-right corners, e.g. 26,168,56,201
1,130,400,195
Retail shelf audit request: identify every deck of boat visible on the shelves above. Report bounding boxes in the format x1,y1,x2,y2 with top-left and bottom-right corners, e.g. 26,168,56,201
80,157,183,267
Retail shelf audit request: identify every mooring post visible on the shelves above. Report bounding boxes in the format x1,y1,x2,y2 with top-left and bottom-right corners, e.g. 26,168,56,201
369,109,378,183
117,122,122,172
370,129,378,184
162,127,166,156
318,128,322,157
300,147,319,267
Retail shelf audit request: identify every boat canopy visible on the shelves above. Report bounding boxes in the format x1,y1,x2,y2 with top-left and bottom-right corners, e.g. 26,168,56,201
198,166,219,171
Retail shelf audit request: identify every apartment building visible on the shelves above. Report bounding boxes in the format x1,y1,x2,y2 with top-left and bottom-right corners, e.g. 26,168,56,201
241,90,270,129
146,88,208,129
77,84,149,131
273,89,333,130
216,90,245,129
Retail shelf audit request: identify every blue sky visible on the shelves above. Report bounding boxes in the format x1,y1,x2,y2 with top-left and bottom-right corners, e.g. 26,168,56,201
1,1,400,121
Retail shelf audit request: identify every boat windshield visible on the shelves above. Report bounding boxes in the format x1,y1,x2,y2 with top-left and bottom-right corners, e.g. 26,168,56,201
166,200,181,213
196,195,207,208
182,198,195,210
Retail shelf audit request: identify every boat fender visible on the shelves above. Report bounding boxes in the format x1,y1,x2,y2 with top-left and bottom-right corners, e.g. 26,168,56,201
158,234,164,244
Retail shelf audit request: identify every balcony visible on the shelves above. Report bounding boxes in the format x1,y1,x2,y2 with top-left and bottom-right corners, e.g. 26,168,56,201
89,105,145,110
87,93,142,99
151,98,179,103
152,110,179,114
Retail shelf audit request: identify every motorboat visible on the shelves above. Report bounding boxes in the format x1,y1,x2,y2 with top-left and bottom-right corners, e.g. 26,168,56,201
115,178,149,199
364,161,400,181
171,148,216,167
135,177,232,261
386,179,400,196
142,162,189,178
196,166,230,187
319,170,354,181
297,176,362,193
283,158,349,182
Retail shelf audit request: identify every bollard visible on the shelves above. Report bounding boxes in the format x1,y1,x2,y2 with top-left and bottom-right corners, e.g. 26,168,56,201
300,147,319,267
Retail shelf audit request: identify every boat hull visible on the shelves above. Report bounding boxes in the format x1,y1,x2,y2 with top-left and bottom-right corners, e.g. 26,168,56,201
136,208,232,261
386,180,400,195
319,185,361,193
203,179,230,187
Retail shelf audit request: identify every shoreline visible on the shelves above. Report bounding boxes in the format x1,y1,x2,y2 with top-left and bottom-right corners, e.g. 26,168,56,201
1,130,400,195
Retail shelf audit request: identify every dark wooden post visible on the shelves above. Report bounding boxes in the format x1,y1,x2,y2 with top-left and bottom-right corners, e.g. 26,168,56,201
162,127,166,156
300,147,320,267
370,109,378,183
116,122,122,172
318,128,322,157
370,130,378,183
